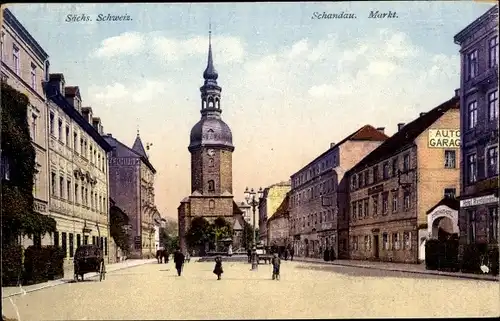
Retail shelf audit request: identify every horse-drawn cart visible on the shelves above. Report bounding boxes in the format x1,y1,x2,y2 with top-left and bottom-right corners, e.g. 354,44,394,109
74,244,106,282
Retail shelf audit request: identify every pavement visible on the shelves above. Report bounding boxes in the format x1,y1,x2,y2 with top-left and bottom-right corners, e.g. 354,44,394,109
290,257,500,282
1,259,498,320
1,258,156,299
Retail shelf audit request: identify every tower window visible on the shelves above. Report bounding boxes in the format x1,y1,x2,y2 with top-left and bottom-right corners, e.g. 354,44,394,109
208,180,215,192
209,200,215,209
208,158,214,167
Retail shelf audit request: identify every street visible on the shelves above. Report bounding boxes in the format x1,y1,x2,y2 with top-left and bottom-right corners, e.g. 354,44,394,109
2,260,498,320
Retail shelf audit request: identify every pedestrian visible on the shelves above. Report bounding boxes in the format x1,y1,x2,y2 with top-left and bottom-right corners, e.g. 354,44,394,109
156,246,164,264
271,253,281,280
228,244,233,257
324,247,330,262
164,250,170,263
284,248,289,261
185,252,191,263
173,248,185,276
329,246,335,261
247,248,252,263
213,256,224,280
290,247,294,261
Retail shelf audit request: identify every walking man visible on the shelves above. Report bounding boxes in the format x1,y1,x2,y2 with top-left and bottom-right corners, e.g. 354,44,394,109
290,247,294,261
173,248,185,276
271,253,281,280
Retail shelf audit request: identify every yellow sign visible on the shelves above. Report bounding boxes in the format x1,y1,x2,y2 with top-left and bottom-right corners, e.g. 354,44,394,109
428,129,460,148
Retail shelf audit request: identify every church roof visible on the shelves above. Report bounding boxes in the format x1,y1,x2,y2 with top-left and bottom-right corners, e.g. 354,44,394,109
132,132,148,158
232,201,243,215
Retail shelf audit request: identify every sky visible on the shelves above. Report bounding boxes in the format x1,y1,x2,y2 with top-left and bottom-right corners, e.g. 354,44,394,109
7,2,496,220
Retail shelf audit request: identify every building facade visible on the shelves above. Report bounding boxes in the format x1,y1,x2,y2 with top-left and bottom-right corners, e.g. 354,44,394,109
237,201,252,225
348,95,460,263
258,181,291,246
454,5,499,256
266,194,290,248
44,74,112,265
289,125,388,259
178,34,244,254
103,132,160,259
1,8,51,236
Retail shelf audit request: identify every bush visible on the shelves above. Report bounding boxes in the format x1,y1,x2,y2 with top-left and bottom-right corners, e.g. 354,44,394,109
1,245,23,286
461,244,487,274
45,246,65,280
23,246,49,284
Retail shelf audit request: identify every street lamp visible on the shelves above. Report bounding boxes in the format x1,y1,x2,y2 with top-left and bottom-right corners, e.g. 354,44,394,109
245,186,264,271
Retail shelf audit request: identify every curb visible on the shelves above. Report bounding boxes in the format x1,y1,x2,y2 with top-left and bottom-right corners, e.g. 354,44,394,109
2,259,156,299
294,259,500,282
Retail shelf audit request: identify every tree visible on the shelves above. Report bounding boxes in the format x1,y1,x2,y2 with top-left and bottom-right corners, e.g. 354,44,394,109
242,221,255,250
109,206,130,253
186,217,212,249
1,83,56,245
211,216,232,251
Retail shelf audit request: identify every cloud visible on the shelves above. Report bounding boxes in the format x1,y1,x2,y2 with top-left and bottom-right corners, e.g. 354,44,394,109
89,79,170,104
93,32,145,58
92,32,245,63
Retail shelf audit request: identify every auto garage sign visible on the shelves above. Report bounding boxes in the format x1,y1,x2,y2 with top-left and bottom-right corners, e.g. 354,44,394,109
428,129,460,148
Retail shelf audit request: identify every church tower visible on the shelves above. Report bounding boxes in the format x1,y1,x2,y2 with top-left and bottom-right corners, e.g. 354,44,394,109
188,29,234,197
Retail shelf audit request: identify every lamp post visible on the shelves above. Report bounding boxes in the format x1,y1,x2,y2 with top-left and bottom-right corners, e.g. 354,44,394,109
245,186,264,271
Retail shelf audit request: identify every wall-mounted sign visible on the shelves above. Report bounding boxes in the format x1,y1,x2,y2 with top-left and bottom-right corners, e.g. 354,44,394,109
110,157,140,167
428,129,460,148
460,194,498,208
33,200,47,213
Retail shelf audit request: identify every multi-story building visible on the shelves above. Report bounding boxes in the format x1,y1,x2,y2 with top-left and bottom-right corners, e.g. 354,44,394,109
103,132,161,259
289,125,388,259
44,74,112,265
266,194,290,248
237,201,252,225
1,8,51,238
454,5,499,256
348,95,460,263
258,181,291,246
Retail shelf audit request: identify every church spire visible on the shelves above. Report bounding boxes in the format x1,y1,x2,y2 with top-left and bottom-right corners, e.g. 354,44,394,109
203,23,218,84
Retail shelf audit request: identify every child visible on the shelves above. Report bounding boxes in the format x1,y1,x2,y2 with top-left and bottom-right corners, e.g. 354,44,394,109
213,256,223,280
272,253,281,280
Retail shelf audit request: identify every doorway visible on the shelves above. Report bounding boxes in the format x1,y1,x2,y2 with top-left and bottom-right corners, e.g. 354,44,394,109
373,235,379,259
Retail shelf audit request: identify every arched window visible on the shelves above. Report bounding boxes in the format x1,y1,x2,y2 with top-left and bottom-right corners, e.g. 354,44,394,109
208,180,215,192
209,199,215,209
207,96,214,108
207,129,214,140
208,158,214,167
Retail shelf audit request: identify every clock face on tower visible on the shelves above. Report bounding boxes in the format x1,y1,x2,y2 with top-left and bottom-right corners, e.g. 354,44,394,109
207,149,215,156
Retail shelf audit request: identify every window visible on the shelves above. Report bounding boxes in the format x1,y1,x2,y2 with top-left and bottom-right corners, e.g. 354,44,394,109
59,176,65,199
30,114,37,140
444,150,456,169
488,207,498,243
364,235,370,251
81,186,85,205
489,90,499,121
467,50,478,80
61,232,67,258
444,188,456,199
69,233,74,257
75,183,79,203
363,199,368,217
359,173,364,187
467,210,476,244
54,231,59,247
382,193,389,214
1,154,11,181
490,35,498,68
104,237,108,255
364,171,369,186
208,180,215,192
382,233,389,250
382,162,389,179
351,175,357,190
468,101,477,129
65,126,70,146
30,63,37,89
357,201,363,218
209,158,214,167
352,202,357,220
76,234,81,248
51,172,57,195
13,45,20,75
393,233,400,250
373,166,379,183
403,191,411,210
467,154,477,184
92,236,96,245
404,232,411,250
84,235,88,245
90,146,93,163
80,138,84,155
392,191,398,212
403,154,410,171
58,119,63,141
73,132,78,151
487,147,498,177
0,31,4,61
392,158,398,177
67,180,71,202
372,195,378,216
49,112,55,135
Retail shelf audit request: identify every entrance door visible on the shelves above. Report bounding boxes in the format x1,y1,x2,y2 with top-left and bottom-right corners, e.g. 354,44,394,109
373,235,379,259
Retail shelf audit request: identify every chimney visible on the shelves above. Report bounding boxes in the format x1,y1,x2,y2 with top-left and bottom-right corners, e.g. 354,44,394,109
454,88,460,97
419,112,426,117
376,127,385,134
397,123,405,131
330,142,336,148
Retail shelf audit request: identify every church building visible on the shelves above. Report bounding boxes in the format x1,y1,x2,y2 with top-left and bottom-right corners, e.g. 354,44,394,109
178,31,244,254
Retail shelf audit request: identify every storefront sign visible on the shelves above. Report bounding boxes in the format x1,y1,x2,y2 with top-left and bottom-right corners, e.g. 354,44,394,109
33,200,47,213
110,157,140,167
428,129,460,148
460,194,498,208
368,184,384,195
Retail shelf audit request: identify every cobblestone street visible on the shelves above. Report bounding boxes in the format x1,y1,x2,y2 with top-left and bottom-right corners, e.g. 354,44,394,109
2,260,498,320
